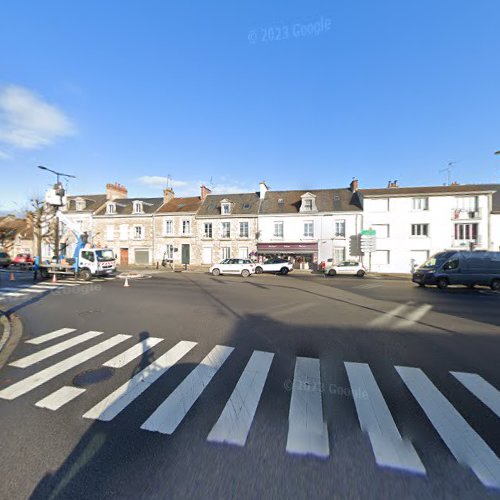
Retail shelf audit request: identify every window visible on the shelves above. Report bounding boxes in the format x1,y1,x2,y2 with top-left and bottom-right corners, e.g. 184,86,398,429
372,224,389,238
335,220,346,237
222,203,231,214
274,221,284,238
107,203,116,214
119,224,128,241
133,225,143,240
164,244,174,260
411,224,429,237
204,223,213,238
412,198,429,210
81,251,95,262
165,220,173,235
182,220,191,235
369,198,389,212
133,201,143,213
222,247,231,260
454,223,478,240
239,222,249,238
455,196,478,211
222,222,231,238
443,258,459,270
75,198,86,211
106,225,114,241
304,221,314,238
239,247,249,259
303,199,313,211
334,247,345,263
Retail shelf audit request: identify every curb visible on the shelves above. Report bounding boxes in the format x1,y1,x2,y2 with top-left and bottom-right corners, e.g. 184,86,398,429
0,312,10,353
0,313,22,370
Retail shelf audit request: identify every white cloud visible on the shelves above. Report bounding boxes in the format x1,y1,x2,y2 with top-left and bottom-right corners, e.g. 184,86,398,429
138,176,188,187
0,149,10,160
0,85,75,149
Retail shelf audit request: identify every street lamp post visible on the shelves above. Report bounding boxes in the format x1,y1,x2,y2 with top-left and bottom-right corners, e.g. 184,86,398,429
37,166,76,261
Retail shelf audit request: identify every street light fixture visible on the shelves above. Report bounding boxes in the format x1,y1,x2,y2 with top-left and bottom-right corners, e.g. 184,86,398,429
37,165,76,184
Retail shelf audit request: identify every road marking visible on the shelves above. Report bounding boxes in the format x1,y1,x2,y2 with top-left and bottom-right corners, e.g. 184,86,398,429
207,351,274,446
10,331,103,368
29,284,60,290
35,386,86,410
451,372,500,418
345,362,425,474
1,292,25,297
370,304,410,326
286,357,329,458
356,283,382,290
7,288,46,294
396,366,500,489
26,328,76,345
0,334,130,400
395,304,432,328
141,345,234,434
103,337,163,368
83,341,197,421
0,287,36,292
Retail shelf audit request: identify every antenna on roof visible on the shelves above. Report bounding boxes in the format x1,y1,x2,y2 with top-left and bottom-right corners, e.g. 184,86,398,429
439,161,457,186
209,176,216,190
166,174,172,188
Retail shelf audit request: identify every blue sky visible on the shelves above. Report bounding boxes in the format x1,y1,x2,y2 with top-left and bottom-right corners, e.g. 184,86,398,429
1,0,499,212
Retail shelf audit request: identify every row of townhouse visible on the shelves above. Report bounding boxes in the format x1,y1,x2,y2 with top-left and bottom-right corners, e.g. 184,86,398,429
58,180,500,273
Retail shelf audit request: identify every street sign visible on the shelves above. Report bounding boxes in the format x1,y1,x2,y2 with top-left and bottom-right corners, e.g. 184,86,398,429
361,229,376,236
360,230,376,253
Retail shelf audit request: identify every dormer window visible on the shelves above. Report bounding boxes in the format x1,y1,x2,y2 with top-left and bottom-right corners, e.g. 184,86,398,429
107,202,116,214
133,201,143,214
221,199,232,215
75,198,86,211
300,193,317,212
304,199,313,210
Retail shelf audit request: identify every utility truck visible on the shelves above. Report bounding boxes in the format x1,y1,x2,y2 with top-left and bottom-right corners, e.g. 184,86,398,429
38,210,116,281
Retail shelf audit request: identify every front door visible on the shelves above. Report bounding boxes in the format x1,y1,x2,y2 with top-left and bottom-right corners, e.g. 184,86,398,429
202,246,212,265
181,244,190,265
120,248,129,265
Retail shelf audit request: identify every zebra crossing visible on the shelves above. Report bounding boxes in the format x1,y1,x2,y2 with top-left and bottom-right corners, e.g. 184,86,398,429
0,327,499,490
0,277,116,301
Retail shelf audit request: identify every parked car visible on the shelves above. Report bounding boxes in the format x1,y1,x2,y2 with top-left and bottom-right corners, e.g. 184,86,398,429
412,250,500,290
255,258,293,275
325,261,366,277
0,251,11,268
210,259,256,277
12,253,34,267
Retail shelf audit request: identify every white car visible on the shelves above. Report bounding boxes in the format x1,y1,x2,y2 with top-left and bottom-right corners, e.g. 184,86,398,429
254,258,293,275
325,261,366,277
210,259,256,277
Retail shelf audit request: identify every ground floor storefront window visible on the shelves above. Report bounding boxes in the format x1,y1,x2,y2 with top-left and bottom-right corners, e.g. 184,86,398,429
256,242,318,269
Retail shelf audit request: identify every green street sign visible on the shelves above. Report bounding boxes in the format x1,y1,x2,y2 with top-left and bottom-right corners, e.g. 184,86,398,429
361,229,376,236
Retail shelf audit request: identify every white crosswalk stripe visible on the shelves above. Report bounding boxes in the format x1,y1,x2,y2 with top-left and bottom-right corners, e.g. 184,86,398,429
27,328,76,345
396,366,500,489
451,371,500,418
83,340,197,421
345,362,425,474
286,357,329,458
35,386,86,410
103,336,163,368
141,345,234,434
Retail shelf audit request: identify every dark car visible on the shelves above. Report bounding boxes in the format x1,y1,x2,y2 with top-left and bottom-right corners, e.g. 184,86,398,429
0,251,12,268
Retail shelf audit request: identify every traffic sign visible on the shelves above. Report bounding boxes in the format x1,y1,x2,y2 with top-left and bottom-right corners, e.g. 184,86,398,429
361,229,376,236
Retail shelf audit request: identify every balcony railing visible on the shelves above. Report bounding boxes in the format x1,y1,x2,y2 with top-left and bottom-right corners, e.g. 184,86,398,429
451,208,481,220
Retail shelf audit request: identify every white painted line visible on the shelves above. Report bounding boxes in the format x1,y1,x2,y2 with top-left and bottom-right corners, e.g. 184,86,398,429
49,282,80,287
10,331,103,368
451,372,500,418
26,328,76,345
1,292,25,297
396,366,500,489
8,288,46,294
141,345,234,434
83,341,197,421
370,304,410,326
345,362,425,474
0,334,130,400
0,287,28,292
103,337,163,368
29,285,59,290
286,357,329,458
35,386,86,410
395,304,432,328
207,351,274,446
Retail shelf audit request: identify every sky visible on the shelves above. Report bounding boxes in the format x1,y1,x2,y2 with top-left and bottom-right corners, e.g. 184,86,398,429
1,0,499,213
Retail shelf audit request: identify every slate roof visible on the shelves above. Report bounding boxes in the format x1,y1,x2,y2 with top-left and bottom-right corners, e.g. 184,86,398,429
94,197,163,216
197,193,260,216
360,184,499,197
65,194,108,213
259,189,362,214
0,216,33,240
156,197,202,214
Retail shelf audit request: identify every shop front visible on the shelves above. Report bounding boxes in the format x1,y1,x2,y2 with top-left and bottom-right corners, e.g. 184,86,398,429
257,242,318,270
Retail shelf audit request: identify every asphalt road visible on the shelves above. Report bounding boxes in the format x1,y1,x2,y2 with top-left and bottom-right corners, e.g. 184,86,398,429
0,271,499,500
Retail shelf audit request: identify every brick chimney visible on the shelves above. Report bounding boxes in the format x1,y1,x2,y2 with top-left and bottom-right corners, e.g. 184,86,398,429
163,187,175,204
387,180,399,188
200,185,212,202
259,181,268,199
106,182,128,200
350,178,359,192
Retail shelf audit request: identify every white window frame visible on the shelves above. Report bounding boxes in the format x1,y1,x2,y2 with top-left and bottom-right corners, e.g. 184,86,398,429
411,223,429,237
204,222,213,238
303,199,313,211
334,220,346,238
454,223,478,241
239,247,249,259
334,247,346,263
222,221,231,238
119,224,128,241
412,197,429,210
164,219,173,235
133,201,143,214
303,221,314,238
239,221,249,238
75,198,86,211
182,219,191,235
222,203,231,215
107,203,116,214
222,247,231,260
455,196,478,212
273,221,284,239
106,225,114,241
133,225,143,240
164,244,174,260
